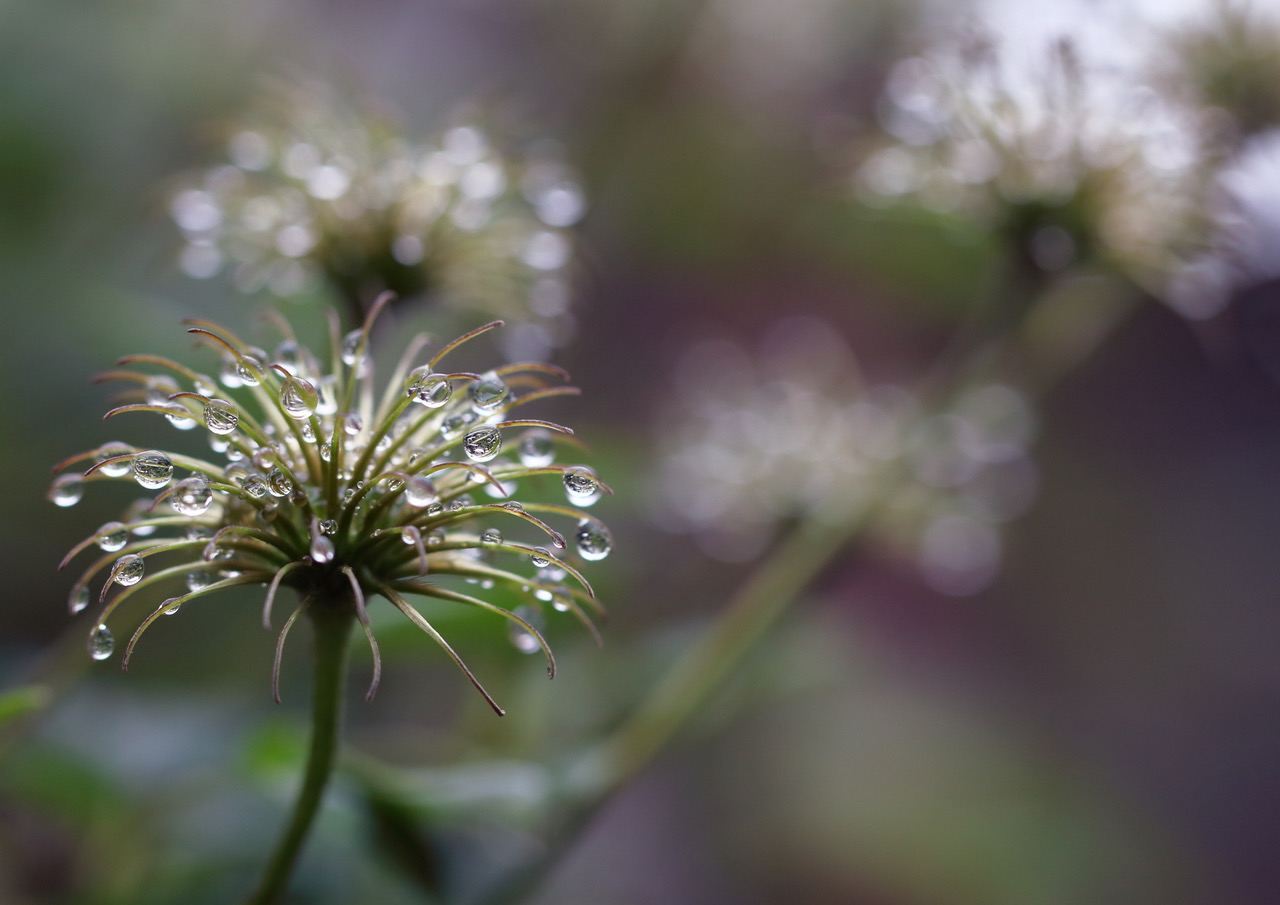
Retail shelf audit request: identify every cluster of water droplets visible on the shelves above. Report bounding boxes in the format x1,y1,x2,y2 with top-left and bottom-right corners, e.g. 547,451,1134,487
653,318,1037,595
170,81,585,359
51,315,613,665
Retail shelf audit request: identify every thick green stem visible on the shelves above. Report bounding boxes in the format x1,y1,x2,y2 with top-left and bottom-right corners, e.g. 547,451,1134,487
244,601,354,905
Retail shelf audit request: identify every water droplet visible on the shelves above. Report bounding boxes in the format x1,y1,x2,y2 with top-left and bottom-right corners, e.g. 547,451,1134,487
237,356,263,387
502,501,524,513
171,476,214,516
204,399,239,435
317,519,336,536
407,367,453,407
220,355,244,388
508,606,543,654
341,412,363,436
89,625,115,661
469,372,510,414
186,525,212,541
518,429,556,467
243,474,269,499
341,329,364,367
290,489,309,507
252,447,277,470
404,476,438,507
550,587,573,613
441,411,478,439
401,525,420,546
267,468,294,497
562,466,601,506
96,442,134,477
300,422,316,444
48,474,84,507
187,570,214,592
463,426,502,463
450,496,469,512
530,546,551,567
132,451,174,490
162,597,183,616
96,521,129,552
575,520,612,561
481,528,503,545
310,535,335,563
279,376,319,419
113,553,145,586
69,586,90,614
165,404,198,430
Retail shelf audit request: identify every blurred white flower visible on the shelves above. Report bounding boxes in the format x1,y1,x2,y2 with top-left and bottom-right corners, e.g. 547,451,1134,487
170,80,586,358
652,317,1037,595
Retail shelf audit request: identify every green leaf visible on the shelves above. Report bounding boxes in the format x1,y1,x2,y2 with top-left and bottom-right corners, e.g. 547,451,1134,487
0,684,52,725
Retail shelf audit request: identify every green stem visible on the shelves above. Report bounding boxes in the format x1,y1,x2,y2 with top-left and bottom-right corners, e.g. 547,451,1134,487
244,600,354,905
589,503,872,790
475,506,875,905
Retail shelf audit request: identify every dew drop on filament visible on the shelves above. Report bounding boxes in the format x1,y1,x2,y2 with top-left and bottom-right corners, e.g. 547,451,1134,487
463,426,502,463
48,475,84,507
96,521,130,552
132,451,174,489
69,586,90,615
113,553,145,586
171,476,214,516
507,605,544,654
203,399,240,435
279,376,319,420
405,476,438,507
469,372,510,414
518,429,555,467
310,535,335,563
562,466,601,506
89,625,115,661
97,442,135,477
575,521,612,561
341,329,364,367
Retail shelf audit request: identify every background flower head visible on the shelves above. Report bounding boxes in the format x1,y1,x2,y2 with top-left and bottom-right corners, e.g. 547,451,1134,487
170,79,586,359
858,32,1212,296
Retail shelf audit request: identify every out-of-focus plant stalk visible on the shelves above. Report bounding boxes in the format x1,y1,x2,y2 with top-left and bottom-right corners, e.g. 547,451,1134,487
477,262,1145,905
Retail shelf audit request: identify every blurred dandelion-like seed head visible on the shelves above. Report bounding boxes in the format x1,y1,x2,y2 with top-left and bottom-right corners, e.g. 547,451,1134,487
653,318,1036,595
170,79,586,359
1163,1,1280,144
1157,5,1280,317
859,33,1211,297
49,296,611,713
